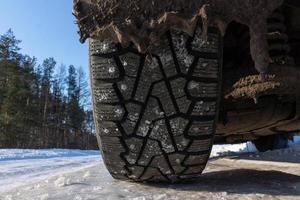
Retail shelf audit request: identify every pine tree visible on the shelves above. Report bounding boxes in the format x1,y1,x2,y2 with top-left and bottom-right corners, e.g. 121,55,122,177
0,29,21,61
0,29,31,147
66,65,85,147
40,58,56,147
0,30,97,149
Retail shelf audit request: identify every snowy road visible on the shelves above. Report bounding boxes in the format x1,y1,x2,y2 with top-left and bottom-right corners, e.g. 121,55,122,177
0,144,256,193
0,149,101,193
0,140,299,200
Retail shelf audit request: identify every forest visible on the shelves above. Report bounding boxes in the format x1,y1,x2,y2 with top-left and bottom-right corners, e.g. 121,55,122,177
0,30,98,149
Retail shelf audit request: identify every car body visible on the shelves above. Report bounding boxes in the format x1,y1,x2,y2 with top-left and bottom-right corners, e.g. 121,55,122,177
73,0,300,182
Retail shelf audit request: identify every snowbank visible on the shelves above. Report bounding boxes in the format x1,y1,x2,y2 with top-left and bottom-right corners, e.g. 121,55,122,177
211,142,257,157
211,135,300,157
0,149,100,161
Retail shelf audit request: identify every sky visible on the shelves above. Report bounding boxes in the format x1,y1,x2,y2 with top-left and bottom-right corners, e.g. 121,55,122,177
0,0,88,70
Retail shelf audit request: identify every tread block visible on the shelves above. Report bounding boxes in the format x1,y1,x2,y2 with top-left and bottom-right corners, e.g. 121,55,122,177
101,137,125,153
101,137,127,176
144,59,164,80
187,81,218,98
125,137,144,164
170,78,187,99
122,103,142,135
170,117,189,136
96,105,125,121
168,154,186,174
134,59,162,102
158,49,178,78
184,154,209,166
191,28,219,53
143,97,164,122
117,76,135,100
150,120,175,153
94,83,119,104
140,167,168,182
134,80,151,102
151,155,172,175
174,135,190,151
138,139,162,166
193,58,219,79
192,101,217,116
187,139,212,153
176,96,192,114
128,166,145,180
119,53,140,77
184,165,206,175
152,82,176,116
136,98,164,137
171,30,194,74
90,57,120,80
90,39,117,55
188,120,214,136
98,122,121,136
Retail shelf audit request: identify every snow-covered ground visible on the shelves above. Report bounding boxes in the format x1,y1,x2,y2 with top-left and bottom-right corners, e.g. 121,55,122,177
0,143,255,192
0,136,299,199
0,149,101,193
0,149,100,161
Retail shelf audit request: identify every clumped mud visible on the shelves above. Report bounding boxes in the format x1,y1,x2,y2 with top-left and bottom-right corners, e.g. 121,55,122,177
73,0,283,74
225,65,300,100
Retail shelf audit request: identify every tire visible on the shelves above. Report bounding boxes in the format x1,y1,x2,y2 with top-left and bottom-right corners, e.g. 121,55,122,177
89,26,223,182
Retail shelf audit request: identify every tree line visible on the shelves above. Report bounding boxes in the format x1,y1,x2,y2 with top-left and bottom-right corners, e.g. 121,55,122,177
0,30,98,149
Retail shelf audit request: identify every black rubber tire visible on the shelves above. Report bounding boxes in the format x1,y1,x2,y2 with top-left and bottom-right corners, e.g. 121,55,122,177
89,27,223,182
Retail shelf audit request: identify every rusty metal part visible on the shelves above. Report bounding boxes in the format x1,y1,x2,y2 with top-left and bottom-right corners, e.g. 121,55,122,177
73,0,283,74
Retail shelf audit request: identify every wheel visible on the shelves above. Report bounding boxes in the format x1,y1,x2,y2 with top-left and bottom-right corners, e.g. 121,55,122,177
89,26,223,182
253,134,290,152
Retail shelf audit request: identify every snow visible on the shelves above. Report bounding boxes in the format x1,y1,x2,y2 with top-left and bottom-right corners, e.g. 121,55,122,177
211,142,257,157
211,135,300,157
0,136,299,199
0,149,100,161
0,149,101,193
0,145,254,194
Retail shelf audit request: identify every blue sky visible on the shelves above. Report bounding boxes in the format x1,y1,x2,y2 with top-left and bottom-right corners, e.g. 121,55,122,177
0,0,88,70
